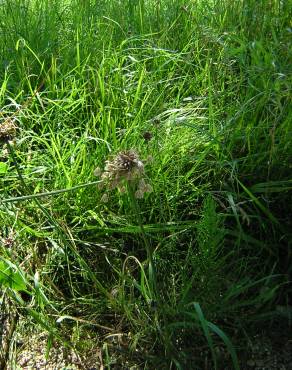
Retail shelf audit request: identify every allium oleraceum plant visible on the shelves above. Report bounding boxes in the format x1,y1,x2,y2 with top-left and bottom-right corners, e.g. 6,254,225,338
0,119,18,142
94,149,153,202
95,149,157,302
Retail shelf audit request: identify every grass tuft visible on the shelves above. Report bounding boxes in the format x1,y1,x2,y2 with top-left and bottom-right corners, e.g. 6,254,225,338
1,0,291,368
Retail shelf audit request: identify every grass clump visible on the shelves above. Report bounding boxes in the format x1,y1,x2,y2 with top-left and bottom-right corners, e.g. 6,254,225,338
1,0,291,368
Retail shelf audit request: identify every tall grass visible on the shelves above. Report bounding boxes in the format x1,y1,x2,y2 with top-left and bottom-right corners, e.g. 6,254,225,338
1,0,291,368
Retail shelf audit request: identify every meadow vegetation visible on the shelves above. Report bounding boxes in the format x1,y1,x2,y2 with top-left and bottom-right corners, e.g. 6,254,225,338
0,0,291,368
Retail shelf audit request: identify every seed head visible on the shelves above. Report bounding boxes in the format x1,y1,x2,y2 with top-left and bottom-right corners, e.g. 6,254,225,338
93,167,102,177
97,149,145,189
0,119,17,142
135,189,144,199
94,149,152,200
142,131,152,142
101,193,109,203
135,178,152,198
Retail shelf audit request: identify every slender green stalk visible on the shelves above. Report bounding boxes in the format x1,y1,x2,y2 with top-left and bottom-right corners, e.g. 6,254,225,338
0,0,291,367
6,141,110,299
128,184,157,301
2,180,102,203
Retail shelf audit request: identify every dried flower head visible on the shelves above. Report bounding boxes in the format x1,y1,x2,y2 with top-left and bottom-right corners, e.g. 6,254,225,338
0,230,15,248
135,189,144,199
99,149,144,189
142,131,152,142
93,167,102,177
152,117,160,125
0,119,17,142
94,149,153,200
101,193,109,203
136,178,153,198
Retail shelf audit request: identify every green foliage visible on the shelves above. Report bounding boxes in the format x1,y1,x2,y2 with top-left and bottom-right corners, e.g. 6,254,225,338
0,259,27,291
0,0,291,368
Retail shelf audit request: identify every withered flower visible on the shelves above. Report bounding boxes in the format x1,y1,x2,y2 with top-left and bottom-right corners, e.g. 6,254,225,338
135,178,153,199
0,119,17,142
142,131,152,142
99,149,144,189
94,149,152,200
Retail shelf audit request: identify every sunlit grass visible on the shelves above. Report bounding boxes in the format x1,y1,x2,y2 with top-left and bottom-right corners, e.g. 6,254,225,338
1,0,291,368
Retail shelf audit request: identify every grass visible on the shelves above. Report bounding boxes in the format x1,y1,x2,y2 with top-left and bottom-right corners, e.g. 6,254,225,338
0,0,291,368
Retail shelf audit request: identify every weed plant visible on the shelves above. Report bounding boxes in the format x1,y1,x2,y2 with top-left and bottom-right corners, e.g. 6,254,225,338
0,0,292,368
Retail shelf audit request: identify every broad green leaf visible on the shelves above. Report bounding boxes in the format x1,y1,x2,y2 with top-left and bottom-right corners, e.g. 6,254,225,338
0,260,27,291
0,162,8,174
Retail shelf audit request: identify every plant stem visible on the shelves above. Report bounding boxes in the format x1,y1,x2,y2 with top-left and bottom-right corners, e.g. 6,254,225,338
6,141,111,299
128,184,157,301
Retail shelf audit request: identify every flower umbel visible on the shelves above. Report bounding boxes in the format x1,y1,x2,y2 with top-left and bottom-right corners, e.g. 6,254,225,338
0,119,17,142
98,149,144,189
94,149,152,199
135,178,153,199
